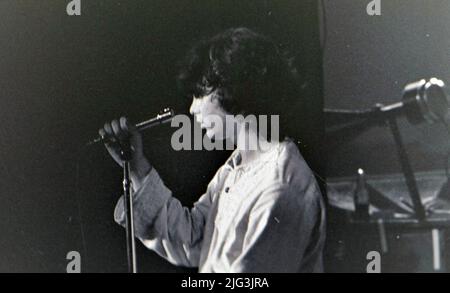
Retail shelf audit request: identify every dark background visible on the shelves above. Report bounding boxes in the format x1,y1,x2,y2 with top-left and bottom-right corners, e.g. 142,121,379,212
0,0,322,272
1,0,449,273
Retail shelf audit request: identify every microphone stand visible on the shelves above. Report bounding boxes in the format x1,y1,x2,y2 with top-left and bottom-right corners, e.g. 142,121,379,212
327,106,428,221
84,108,174,273
120,142,137,273
387,117,426,221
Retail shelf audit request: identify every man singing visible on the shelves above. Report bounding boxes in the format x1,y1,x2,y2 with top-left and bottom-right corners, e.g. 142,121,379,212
99,27,326,273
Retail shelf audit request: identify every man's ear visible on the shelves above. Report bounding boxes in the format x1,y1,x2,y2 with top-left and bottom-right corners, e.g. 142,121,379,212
210,93,221,105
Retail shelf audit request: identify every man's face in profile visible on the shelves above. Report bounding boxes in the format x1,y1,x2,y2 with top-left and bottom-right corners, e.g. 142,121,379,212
189,91,235,142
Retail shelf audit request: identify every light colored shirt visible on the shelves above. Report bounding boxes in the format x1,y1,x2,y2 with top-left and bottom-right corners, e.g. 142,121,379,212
114,138,326,273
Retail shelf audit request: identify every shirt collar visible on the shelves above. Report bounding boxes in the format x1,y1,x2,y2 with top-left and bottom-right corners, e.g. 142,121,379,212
224,138,289,171
226,151,242,169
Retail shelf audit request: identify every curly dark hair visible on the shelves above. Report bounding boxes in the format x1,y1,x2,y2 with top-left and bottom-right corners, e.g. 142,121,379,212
176,27,300,141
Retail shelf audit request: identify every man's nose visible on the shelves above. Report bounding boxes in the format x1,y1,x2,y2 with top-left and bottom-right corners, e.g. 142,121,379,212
189,97,199,115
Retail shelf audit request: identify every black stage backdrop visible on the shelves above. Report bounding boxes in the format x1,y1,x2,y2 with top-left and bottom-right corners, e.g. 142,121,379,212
0,0,323,272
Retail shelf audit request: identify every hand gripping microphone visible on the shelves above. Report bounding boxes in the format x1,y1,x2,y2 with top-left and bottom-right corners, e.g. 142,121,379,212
86,108,175,146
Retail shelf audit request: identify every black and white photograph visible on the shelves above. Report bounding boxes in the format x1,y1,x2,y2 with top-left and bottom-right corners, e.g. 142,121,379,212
0,0,449,277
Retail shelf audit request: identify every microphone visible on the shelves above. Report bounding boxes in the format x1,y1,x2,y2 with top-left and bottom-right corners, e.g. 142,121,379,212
326,78,449,135
86,108,175,146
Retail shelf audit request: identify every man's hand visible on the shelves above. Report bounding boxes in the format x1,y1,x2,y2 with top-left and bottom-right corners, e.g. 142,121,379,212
99,117,152,184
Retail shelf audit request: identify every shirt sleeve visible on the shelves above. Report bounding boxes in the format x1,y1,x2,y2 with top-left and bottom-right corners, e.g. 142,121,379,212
114,167,219,268
229,174,326,273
